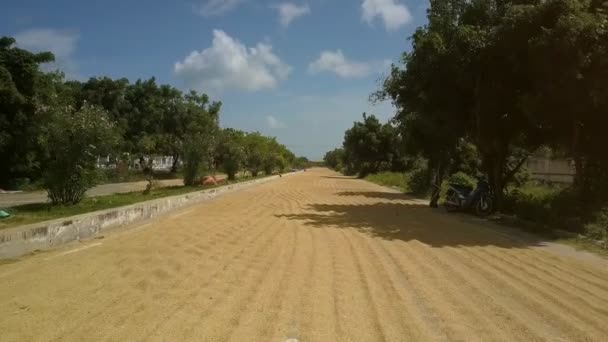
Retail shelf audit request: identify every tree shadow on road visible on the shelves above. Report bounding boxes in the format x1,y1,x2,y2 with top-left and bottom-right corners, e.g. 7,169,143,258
277,195,542,249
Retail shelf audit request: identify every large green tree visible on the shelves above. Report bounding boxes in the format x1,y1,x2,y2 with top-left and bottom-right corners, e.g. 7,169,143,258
377,0,608,206
342,113,404,177
323,148,344,170
0,36,55,188
215,128,246,180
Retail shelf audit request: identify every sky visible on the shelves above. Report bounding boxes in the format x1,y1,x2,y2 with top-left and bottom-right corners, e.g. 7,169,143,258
1,0,429,160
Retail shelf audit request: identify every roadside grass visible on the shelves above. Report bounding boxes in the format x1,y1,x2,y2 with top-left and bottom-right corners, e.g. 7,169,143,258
365,172,410,192
0,174,271,230
363,171,608,257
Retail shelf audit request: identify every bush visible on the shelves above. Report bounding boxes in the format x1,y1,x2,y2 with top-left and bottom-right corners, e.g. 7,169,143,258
408,168,432,196
585,208,608,242
504,185,560,223
447,171,476,188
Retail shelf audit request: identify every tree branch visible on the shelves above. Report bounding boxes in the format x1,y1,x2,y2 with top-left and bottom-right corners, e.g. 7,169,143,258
503,155,529,185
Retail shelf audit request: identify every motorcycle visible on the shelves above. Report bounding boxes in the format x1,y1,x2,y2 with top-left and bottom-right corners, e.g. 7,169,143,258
444,176,494,216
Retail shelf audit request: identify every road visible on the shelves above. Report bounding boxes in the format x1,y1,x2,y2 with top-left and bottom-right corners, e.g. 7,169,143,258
1,168,607,341
0,179,186,207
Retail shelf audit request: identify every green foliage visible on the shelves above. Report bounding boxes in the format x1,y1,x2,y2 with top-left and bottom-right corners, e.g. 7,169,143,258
243,132,268,176
374,0,608,208
216,128,246,180
408,168,432,196
447,172,476,188
0,35,298,203
365,172,409,191
182,133,208,186
78,78,222,173
294,156,309,169
342,113,406,177
42,104,120,204
584,208,608,242
503,185,562,225
0,37,56,188
323,148,344,170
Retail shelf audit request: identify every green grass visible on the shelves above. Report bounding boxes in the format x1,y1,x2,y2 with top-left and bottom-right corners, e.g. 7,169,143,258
0,174,270,230
365,172,410,192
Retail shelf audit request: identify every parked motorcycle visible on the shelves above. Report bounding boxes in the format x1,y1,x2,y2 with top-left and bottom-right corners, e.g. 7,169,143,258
444,176,494,216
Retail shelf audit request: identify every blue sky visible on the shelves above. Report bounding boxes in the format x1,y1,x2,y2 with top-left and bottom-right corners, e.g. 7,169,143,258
1,0,428,159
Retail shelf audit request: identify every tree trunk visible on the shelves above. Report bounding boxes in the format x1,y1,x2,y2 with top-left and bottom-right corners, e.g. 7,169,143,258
503,155,529,186
484,154,505,210
171,154,180,174
429,160,445,208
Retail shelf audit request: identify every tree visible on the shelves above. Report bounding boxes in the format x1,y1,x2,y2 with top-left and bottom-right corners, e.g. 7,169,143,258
215,128,246,180
342,113,404,177
42,104,120,204
261,138,292,175
0,36,55,188
0,36,298,195
162,89,221,173
243,132,268,176
375,0,608,206
182,132,209,186
78,78,222,175
294,156,309,169
180,92,220,185
521,0,608,200
324,148,344,170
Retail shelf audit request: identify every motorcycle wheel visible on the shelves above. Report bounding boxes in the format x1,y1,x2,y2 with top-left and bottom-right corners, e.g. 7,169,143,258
475,195,493,216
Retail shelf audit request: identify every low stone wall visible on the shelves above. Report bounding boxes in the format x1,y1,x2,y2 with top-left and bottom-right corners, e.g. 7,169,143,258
0,172,300,259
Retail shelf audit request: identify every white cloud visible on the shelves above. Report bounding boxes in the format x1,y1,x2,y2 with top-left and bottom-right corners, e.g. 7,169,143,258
308,50,371,78
266,115,286,129
195,0,244,16
174,30,292,92
361,0,412,31
14,28,80,79
273,3,310,27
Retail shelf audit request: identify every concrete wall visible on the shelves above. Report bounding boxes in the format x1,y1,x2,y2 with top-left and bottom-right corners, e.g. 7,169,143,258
526,157,574,184
0,172,300,259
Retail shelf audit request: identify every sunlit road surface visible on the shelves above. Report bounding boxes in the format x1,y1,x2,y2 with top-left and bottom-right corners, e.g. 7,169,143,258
1,168,607,341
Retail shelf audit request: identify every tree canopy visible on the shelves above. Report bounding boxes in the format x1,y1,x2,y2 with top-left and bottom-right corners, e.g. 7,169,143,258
0,36,303,203
371,0,608,205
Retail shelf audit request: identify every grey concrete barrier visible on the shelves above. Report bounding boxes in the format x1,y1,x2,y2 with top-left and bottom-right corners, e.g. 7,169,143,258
0,172,301,259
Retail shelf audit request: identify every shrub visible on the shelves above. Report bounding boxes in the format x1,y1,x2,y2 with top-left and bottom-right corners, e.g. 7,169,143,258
408,168,432,196
503,184,564,227
447,171,476,188
585,208,608,242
